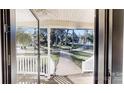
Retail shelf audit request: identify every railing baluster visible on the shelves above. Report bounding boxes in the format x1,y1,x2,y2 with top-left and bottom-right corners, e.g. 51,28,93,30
41,57,43,74
24,57,26,73
43,57,44,74
46,57,48,75
25,57,26,73
35,57,38,73
32,57,34,73
18,57,20,73
27,57,29,73
17,57,19,73
44,57,46,74
34,57,35,73
31,57,33,72
40,57,41,74
40,57,42,74
29,57,31,73
19,57,22,72
25,57,27,73
22,57,24,73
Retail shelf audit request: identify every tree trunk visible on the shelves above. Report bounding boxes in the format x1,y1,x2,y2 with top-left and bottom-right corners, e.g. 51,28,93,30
55,32,58,47
65,29,68,46
72,30,74,48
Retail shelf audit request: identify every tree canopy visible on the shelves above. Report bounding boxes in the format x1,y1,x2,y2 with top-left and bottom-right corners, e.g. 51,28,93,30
16,28,32,48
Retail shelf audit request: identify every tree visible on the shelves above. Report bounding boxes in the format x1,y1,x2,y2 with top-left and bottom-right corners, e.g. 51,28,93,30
16,28,32,49
50,29,66,47
50,29,79,47
33,28,48,50
87,33,93,43
39,29,48,46
65,29,69,46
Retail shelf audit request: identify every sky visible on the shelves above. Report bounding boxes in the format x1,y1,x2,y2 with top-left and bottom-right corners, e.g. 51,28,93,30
69,29,94,36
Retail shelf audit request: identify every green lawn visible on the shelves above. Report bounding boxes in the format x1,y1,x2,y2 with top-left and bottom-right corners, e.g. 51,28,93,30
60,45,71,50
70,51,93,68
56,45,81,50
51,52,60,63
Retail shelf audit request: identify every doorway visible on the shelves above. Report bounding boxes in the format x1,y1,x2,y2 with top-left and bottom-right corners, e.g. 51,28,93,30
15,9,95,84
2,9,122,84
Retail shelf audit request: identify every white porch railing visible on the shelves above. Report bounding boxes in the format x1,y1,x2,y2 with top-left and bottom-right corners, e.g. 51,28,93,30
17,55,55,77
82,56,94,73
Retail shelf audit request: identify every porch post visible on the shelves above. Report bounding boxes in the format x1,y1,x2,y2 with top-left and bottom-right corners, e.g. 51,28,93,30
47,28,51,78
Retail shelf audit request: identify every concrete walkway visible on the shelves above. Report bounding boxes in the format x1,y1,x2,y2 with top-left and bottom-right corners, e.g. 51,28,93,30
56,51,81,76
67,73,94,84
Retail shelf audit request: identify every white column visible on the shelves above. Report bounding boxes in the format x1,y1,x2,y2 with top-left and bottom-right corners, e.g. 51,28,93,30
47,28,51,78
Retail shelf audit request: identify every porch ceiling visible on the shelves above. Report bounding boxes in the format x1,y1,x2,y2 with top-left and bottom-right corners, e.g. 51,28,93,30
16,9,95,29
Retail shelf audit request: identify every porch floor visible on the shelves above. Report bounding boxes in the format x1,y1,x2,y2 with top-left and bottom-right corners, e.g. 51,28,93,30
17,74,72,84
17,72,93,84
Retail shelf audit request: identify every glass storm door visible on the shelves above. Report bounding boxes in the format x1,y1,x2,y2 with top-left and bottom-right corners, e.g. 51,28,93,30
16,9,39,84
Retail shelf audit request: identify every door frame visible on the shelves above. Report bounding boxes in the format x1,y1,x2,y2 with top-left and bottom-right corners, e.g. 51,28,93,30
95,9,113,84
0,9,16,84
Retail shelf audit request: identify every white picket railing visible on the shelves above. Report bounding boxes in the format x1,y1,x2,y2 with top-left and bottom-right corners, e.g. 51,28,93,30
82,56,94,73
17,55,55,77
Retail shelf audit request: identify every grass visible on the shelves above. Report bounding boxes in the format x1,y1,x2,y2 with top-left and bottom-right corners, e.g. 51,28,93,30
58,45,81,50
51,52,60,63
60,45,71,50
70,51,93,68
72,45,81,49
71,51,92,57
